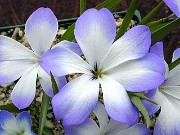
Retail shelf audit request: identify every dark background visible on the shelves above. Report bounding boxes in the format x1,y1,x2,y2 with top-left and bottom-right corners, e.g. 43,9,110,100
0,0,179,62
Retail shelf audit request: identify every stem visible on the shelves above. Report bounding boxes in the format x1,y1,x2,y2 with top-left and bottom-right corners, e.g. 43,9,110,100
138,1,164,25
38,92,50,135
80,0,87,15
169,58,180,71
115,0,140,41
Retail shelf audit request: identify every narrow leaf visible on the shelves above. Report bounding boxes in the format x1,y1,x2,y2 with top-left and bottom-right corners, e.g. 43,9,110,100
80,0,87,15
129,95,151,127
138,1,164,25
0,104,21,113
50,72,59,95
115,0,141,40
96,0,124,10
130,92,158,105
60,0,124,42
152,17,180,44
169,58,180,71
38,92,50,135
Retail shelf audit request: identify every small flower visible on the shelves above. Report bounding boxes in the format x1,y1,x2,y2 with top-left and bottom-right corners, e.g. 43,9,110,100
0,7,81,109
40,8,165,125
64,102,151,135
143,42,180,135
163,0,180,17
0,110,36,135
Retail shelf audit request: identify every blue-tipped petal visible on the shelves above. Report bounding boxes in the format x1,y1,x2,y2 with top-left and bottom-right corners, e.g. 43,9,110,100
0,110,15,127
16,112,32,132
52,74,99,125
172,48,180,62
163,0,180,17
25,7,58,55
74,8,116,68
54,40,83,56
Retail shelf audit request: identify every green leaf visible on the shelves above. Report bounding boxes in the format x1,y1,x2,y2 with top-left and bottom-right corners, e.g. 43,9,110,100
129,95,151,127
50,72,59,95
169,58,180,71
0,103,21,113
115,0,141,40
151,17,180,44
138,1,164,25
38,92,50,135
130,92,158,105
60,0,124,42
96,0,124,10
80,0,87,14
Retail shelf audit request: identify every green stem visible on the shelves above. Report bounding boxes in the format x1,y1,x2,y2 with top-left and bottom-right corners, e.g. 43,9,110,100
138,1,164,25
115,0,140,40
50,72,59,95
80,0,87,15
38,92,50,135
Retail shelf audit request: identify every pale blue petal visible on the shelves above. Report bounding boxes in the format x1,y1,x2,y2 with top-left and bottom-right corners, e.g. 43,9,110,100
172,48,180,62
163,0,180,17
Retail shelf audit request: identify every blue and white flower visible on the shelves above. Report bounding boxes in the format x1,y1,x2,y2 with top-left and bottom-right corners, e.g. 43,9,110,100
0,7,81,109
0,111,36,135
64,102,151,135
40,8,165,125
143,42,180,135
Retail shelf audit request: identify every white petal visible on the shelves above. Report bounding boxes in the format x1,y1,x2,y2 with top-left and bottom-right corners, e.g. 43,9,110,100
153,88,180,135
0,35,37,61
11,64,39,109
25,7,58,55
64,119,100,135
0,60,35,84
106,119,129,135
164,65,180,86
99,76,139,125
107,53,165,92
38,67,67,97
74,8,116,68
93,102,109,134
40,46,92,76
100,25,151,71
52,74,99,125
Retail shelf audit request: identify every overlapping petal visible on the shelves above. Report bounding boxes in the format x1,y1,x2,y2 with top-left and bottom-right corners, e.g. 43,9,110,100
172,48,180,62
150,42,164,59
99,75,138,125
38,67,67,97
25,7,58,55
11,64,39,109
64,119,100,135
0,110,15,127
113,123,151,135
54,40,83,56
93,102,109,133
16,112,32,133
107,53,165,92
40,46,92,76
0,127,5,134
74,8,116,67
163,0,180,17
153,89,180,135
52,74,99,125
0,35,37,61
100,25,151,71
143,89,160,116
163,65,180,86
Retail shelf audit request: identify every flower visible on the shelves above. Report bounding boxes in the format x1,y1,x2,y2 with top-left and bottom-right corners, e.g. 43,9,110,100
0,110,36,135
64,102,151,135
0,7,82,109
143,42,180,135
163,0,180,17
40,8,165,125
